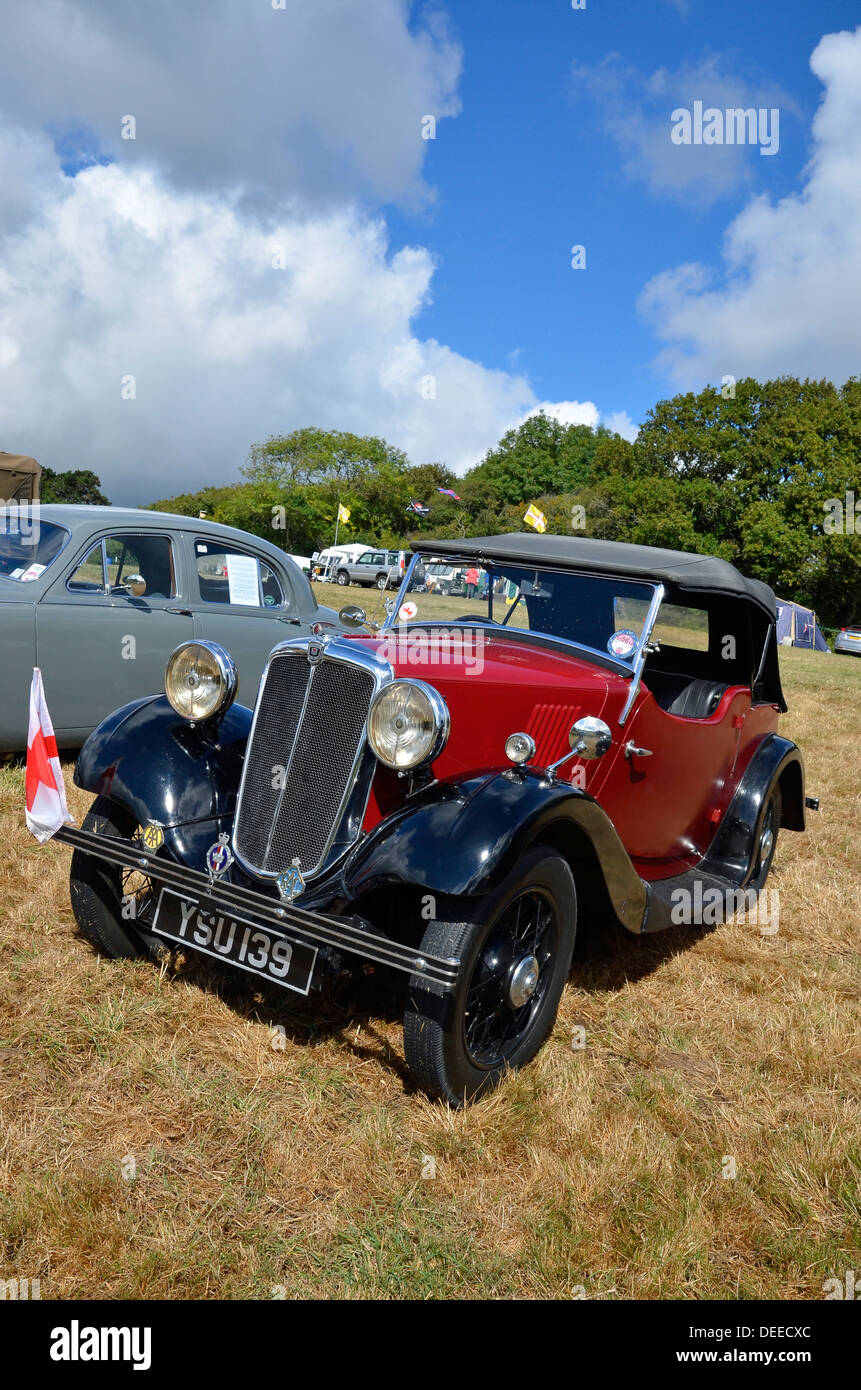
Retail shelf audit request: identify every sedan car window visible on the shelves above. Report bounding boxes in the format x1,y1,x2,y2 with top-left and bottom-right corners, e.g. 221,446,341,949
0,515,70,582
66,533,178,599
106,535,176,598
67,542,106,593
194,540,289,609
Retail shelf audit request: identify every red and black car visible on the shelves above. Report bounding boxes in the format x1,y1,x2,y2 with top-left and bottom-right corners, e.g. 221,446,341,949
61,533,814,1104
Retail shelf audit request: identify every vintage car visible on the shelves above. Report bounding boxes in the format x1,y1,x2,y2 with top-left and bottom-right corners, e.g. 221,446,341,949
58,533,815,1104
0,504,342,749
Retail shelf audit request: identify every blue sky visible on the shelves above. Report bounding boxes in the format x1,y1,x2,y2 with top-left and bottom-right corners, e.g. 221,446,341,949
389,0,860,432
1,0,860,500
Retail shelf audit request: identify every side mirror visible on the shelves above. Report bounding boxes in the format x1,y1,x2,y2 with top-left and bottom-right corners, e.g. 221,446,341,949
125,573,147,597
338,603,381,633
569,716,612,760
338,604,367,630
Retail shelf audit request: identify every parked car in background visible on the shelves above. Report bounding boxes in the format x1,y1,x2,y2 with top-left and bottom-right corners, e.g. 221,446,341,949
834,623,861,655
0,504,342,749
335,548,407,590
59,532,813,1105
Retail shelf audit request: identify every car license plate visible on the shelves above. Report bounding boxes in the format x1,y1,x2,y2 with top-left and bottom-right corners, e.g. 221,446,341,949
151,888,317,995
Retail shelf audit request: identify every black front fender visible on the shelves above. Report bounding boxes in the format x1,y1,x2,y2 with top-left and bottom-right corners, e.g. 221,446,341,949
340,769,649,933
74,695,253,831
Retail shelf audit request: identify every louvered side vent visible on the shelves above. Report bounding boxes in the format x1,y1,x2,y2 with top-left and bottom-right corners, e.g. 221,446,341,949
525,704,582,765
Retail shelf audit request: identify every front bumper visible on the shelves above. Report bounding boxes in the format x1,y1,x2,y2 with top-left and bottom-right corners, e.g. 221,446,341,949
56,825,460,991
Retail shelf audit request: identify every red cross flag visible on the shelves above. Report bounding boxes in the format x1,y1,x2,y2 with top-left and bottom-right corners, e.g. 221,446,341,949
25,668,73,842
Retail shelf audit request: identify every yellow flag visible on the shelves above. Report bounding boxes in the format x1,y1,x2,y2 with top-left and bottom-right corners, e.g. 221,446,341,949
524,504,547,533
337,504,351,524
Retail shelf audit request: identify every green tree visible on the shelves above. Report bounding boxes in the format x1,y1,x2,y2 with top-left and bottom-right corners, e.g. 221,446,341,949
243,427,408,488
462,412,603,508
41,467,109,504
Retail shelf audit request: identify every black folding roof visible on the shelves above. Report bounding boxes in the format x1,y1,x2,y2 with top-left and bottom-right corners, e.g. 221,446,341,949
414,532,777,618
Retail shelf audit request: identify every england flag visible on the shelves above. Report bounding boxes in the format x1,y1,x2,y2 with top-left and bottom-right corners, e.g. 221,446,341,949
25,668,74,842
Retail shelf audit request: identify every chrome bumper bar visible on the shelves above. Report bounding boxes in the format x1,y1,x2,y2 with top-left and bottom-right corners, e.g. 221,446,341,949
55,825,460,990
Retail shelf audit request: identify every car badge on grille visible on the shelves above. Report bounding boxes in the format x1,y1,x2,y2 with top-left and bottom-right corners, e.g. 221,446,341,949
206,832,234,881
307,639,326,666
277,859,306,902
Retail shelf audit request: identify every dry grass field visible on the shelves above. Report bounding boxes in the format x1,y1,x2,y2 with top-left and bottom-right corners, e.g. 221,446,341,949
0,641,858,1300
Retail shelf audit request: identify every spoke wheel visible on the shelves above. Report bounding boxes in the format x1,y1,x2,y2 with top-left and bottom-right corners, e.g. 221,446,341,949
70,796,165,960
464,890,556,1068
404,846,576,1105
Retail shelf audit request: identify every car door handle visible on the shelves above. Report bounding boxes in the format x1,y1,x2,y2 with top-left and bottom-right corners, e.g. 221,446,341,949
623,741,653,759
165,607,193,616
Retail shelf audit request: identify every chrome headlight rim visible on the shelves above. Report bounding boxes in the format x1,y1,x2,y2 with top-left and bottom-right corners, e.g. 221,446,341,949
367,678,450,771
164,640,238,723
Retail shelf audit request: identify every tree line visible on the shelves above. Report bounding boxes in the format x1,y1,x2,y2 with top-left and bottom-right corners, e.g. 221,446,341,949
142,376,859,627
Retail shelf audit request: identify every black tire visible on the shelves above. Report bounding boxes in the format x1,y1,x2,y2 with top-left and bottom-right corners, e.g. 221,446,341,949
404,846,576,1105
375,573,388,591
747,783,781,891
69,796,164,960
336,570,350,586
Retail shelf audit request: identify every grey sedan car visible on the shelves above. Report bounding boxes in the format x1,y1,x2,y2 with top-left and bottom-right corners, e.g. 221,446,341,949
0,504,341,749
834,623,861,656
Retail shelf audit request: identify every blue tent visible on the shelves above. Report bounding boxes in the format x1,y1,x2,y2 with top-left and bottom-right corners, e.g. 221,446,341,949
776,598,830,651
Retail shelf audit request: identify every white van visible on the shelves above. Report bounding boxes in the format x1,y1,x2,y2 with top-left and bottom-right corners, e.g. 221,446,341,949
311,543,369,582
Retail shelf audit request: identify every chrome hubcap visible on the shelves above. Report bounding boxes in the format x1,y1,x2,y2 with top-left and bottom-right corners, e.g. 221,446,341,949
760,825,774,861
507,954,540,1009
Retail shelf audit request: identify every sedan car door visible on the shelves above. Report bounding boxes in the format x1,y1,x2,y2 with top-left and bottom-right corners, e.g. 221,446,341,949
186,535,304,706
36,529,194,740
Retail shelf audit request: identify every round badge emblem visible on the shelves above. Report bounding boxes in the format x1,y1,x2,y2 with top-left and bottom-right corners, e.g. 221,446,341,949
608,629,638,659
205,833,234,878
398,601,418,622
141,824,164,850
207,843,230,875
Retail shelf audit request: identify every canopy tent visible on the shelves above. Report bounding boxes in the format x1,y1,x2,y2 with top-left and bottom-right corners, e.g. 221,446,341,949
776,598,830,651
0,453,41,504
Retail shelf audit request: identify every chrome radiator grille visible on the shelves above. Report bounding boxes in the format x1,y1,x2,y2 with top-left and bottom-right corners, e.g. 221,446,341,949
233,647,375,878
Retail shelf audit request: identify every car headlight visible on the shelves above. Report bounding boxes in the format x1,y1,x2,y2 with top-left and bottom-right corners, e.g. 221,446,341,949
367,680,449,770
164,641,238,722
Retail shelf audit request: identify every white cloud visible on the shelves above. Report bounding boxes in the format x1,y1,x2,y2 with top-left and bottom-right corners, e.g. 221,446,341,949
0,4,632,500
524,400,599,429
520,401,638,441
0,144,544,501
0,0,462,210
571,54,797,205
638,26,861,389
602,410,638,441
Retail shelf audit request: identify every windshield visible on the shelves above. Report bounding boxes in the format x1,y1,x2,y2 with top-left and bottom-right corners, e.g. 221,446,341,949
392,553,657,664
0,513,70,582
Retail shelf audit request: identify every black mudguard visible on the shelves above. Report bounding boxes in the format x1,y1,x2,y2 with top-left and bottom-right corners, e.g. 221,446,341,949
701,733,806,881
338,769,650,934
73,695,253,872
